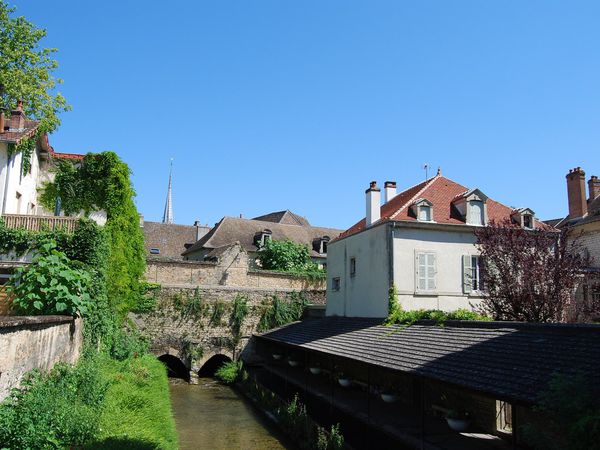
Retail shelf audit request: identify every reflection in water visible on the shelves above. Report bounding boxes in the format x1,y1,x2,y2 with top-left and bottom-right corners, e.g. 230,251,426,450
169,378,291,450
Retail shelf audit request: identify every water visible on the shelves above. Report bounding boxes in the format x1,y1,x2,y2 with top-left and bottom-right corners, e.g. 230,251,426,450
169,378,291,450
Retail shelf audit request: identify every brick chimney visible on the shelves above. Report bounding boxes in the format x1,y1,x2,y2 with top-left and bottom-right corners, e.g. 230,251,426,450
384,181,397,204
365,181,381,227
10,100,25,130
566,167,587,219
588,175,600,203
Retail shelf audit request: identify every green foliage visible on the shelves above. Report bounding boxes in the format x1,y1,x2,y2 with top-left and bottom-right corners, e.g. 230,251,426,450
317,424,344,450
40,152,146,319
257,239,325,278
0,0,70,134
215,360,243,385
522,373,600,450
385,307,490,326
7,242,93,316
388,284,400,316
0,358,108,449
229,294,249,345
8,134,37,175
109,327,149,361
132,282,161,314
257,292,310,332
210,300,226,326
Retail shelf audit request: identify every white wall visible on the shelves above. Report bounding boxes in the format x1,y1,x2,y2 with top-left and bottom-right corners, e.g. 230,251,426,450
392,225,483,311
326,223,391,318
0,143,42,215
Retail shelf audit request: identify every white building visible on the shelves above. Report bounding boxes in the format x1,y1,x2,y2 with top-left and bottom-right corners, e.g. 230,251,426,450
326,172,550,318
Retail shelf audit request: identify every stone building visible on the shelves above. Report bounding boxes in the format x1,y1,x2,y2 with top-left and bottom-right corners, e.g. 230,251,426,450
142,220,210,260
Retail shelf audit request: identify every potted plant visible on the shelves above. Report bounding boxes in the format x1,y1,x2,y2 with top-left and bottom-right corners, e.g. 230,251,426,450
309,363,321,375
337,372,352,387
445,410,471,432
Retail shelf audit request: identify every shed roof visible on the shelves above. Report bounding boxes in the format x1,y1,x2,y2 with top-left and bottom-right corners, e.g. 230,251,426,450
258,317,600,404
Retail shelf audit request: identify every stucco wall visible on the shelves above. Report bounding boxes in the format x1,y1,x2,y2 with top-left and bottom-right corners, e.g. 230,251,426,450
0,316,83,401
326,223,391,318
0,143,43,215
392,225,484,312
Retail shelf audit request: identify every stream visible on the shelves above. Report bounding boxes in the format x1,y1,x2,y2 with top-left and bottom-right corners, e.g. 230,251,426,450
169,378,293,450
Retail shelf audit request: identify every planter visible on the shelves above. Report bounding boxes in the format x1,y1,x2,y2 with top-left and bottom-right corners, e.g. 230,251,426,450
309,367,321,375
380,393,398,403
446,418,471,432
272,354,282,360
338,378,352,388
288,360,299,367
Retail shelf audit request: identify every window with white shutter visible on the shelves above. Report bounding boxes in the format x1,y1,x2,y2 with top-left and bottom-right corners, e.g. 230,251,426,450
416,252,436,292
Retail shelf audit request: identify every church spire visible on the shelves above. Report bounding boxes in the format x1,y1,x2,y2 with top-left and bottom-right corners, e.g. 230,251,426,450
162,159,174,224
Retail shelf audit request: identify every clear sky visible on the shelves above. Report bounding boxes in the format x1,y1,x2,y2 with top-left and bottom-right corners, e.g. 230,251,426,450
13,0,600,229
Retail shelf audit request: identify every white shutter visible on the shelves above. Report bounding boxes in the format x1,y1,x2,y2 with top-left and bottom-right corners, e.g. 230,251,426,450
462,255,473,294
417,253,427,290
427,253,436,290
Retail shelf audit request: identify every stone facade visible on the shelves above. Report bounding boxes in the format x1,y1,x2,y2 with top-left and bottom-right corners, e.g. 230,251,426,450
131,286,324,382
0,316,83,401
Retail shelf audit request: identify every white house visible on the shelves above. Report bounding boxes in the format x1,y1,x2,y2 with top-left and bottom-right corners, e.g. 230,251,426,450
326,171,551,318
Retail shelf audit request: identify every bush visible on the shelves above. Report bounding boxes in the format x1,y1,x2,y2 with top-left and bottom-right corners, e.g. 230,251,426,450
385,307,490,326
7,242,93,317
256,239,325,278
109,328,149,361
317,424,344,450
257,293,310,331
0,358,108,449
215,360,243,385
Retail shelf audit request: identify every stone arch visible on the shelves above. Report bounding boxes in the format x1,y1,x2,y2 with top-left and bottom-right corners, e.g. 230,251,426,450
197,354,232,377
158,354,190,381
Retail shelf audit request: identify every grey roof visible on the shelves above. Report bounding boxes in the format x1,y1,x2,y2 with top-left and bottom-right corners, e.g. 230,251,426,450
143,221,210,259
258,317,600,405
252,210,311,227
182,214,342,258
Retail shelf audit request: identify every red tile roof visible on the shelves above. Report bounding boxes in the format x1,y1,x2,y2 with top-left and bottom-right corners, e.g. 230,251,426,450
338,174,553,240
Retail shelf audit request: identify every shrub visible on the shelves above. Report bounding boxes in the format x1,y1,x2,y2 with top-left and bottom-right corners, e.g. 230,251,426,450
109,327,149,361
385,307,489,326
7,242,93,317
256,239,325,278
317,424,344,450
257,293,309,331
215,360,243,385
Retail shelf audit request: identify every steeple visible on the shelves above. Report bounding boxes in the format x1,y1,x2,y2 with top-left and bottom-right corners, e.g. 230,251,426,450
162,159,174,224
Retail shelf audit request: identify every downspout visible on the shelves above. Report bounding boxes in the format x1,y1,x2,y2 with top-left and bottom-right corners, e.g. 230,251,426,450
387,222,395,295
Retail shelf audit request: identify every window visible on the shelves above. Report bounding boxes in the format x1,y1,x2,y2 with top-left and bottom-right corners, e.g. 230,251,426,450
262,233,272,245
463,255,485,293
332,277,341,291
411,199,434,222
150,248,160,255
468,200,485,225
416,252,436,291
496,401,513,433
350,257,356,277
418,205,432,222
523,214,533,229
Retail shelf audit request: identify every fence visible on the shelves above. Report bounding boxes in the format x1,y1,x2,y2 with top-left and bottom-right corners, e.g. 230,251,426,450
0,214,79,233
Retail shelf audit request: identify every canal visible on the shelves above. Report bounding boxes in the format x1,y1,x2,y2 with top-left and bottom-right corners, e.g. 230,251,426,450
169,378,293,450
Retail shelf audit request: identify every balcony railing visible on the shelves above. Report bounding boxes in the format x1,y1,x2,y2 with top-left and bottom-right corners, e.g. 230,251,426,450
0,214,80,233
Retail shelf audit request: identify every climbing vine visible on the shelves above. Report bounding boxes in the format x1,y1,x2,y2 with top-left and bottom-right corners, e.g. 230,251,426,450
7,133,37,176
229,294,249,346
257,292,309,332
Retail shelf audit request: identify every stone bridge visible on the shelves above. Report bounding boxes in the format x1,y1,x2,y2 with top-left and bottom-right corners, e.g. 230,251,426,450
131,285,325,382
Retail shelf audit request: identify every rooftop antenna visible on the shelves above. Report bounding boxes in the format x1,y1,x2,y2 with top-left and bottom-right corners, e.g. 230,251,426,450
423,163,430,181
162,158,174,224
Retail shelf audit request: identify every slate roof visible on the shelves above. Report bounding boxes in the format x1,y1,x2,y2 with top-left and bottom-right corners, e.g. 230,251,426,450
258,317,600,405
143,221,210,259
182,214,343,258
338,174,552,240
252,210,311,227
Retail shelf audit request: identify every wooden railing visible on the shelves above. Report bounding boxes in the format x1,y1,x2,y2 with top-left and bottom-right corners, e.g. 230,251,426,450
0,214,80,233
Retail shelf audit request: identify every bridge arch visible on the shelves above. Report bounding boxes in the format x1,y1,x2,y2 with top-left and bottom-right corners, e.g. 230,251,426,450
198,354,232,377
158,354,190,381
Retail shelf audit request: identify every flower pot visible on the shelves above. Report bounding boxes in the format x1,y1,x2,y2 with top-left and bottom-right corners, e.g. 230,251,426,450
272,354,282,360
309,367,321,375
446,418,471,432
338,378,352,388
288,360,299,367
380,393,398,403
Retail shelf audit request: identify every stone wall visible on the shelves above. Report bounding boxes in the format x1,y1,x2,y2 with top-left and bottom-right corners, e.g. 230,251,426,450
0,316,83,401
131,286,324,380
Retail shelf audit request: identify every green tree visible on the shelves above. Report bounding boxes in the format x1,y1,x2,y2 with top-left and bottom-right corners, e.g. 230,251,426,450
257,239,322,273
0,0,69,133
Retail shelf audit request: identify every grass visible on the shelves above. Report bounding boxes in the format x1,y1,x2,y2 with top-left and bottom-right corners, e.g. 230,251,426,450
89,354,178,450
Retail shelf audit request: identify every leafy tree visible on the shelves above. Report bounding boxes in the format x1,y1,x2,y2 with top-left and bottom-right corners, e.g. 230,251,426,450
7,242,93,317
257,239,322,273
0,0,69,133
474,220,590,322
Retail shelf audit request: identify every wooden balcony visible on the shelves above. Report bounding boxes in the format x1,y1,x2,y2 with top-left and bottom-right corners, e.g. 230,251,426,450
0,214,80,233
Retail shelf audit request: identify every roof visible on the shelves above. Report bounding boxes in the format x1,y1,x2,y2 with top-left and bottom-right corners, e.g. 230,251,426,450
548,195,600,228
182,214,343,257
0,115,39,144
338,174,553,240
252,210,311,227
258,317,600,405
143,221,210,259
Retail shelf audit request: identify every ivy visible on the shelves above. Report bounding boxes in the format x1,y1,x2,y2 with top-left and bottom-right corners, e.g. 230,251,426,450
229,294,249,346
257,292,309,332
7,133,37,176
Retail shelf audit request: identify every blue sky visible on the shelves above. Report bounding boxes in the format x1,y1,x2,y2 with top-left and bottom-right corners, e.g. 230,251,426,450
13,1,600,229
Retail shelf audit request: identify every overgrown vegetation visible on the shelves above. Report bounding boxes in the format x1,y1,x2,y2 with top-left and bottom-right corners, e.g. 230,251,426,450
522,373,600,450
257,239,326,279
257,292,310,331
229,294,248,347
214,360,244,385
385,307,490,326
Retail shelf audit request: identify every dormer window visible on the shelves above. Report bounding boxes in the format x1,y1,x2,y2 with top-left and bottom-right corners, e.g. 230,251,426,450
511,208,536,230
255,229,273,247
410,199,434,222
453,189,489,226
312,236,330,254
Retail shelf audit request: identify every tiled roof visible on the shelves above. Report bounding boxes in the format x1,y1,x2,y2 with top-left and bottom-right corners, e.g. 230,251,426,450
258,317,600,404
0,119,39,144
143,221,210,259
182,215,343,258
338,174,552,239
252,210,311,227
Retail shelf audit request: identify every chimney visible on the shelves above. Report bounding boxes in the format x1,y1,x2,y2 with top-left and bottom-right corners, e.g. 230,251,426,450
384,181,397,204
194,220,203,240
566,167,588,219
588,175,600,202
10,99,25,130
365,181,381,227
